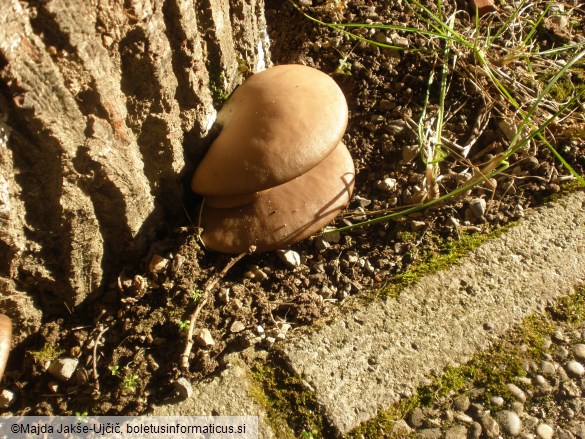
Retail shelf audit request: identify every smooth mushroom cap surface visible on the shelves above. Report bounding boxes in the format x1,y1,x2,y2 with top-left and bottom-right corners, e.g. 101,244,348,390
199,142,355,253
0,314,12,382
191,64,349,197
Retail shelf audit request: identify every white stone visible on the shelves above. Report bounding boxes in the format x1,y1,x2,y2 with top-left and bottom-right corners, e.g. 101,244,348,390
276,249,301,269
230,321,246,333
507,383,526,403
149,254,168,273
497,410,522,436
565,360,585,377
490,396,504,407
376,177,397,193
536,423,554,439
48,358,79,381
0,389,15,409
196,329,215,348
571,343,585,361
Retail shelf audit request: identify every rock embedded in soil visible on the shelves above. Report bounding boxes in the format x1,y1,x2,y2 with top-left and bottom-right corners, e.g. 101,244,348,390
0,389,15,409
541,360,556,375
149,254,168,273
391,420,412,436
536,423,554,439
572,343,585,361
497,410,522,436
196,329,215,348
276,249,301,269
479,413,500,438
565,360,585,377
230,321,246,333
507,383,527,402
47,358,79,381
445,425,467,439
469,198,487,219
407,407,424,427
174,377,193,400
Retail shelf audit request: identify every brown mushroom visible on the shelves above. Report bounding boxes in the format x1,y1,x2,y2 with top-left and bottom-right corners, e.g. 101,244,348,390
199,142,354,253
191,64,348,199
191,64,353,253
0,314,12,382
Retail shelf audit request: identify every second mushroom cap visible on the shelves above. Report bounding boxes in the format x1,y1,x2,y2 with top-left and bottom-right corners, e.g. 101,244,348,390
191,64,349,198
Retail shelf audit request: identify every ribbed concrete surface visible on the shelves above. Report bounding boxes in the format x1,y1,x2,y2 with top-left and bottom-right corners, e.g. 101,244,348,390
281,190,585,435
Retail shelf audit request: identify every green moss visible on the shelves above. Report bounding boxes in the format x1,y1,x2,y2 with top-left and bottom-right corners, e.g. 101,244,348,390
347,286,585,437
249,355,327,439
548,65,585,103
29,344,65,363
210,72,230,106
382,224,515,299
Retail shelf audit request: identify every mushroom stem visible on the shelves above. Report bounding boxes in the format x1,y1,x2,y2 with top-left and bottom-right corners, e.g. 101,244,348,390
0,314,12,382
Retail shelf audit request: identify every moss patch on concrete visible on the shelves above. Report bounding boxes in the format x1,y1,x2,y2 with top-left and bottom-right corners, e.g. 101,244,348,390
249,352,330,439
346,285,585,438
381,224,514,299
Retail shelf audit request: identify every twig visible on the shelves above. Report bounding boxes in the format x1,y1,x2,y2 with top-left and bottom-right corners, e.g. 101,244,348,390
181,247,254,370
92,326,109,393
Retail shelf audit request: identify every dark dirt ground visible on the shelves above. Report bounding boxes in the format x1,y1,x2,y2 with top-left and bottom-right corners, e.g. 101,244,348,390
1,0,584,416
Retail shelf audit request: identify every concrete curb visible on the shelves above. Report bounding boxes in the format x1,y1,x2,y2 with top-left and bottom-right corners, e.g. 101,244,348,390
281,190,585,435
151,360,275,438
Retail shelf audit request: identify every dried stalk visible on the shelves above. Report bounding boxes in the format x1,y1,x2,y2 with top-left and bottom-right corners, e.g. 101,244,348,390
181,248,253,370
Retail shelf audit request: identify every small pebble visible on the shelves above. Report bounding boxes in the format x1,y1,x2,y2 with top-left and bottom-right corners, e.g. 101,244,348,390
469,198,487,219
418,428,442,439
536,423,554,439
533,374,547,386
562,407,575,419
552,329,567,344
445,425,467,439
173,377,193,400
454,413,474,424
48,358,79,382
540,360,556,376
507,383,527,403
195,329,215,347
497,410,522,436
490,396,504,407
453,395,470,411
479,413,500,437
391,419,412,436
0,389,16,409
148,254,168,273
276,250,301,268
565,360,585,377
376,177,397,193
572,343,585,361
230,321,246,333
407,407,424,428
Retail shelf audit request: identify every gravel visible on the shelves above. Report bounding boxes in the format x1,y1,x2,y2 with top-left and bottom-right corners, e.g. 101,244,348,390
497,410,522,436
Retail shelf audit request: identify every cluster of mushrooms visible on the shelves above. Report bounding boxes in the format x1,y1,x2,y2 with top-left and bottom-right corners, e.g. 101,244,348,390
191,64,355,253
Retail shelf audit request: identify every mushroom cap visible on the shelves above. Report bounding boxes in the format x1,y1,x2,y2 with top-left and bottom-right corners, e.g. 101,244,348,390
199,142,355,253
191,64,348,197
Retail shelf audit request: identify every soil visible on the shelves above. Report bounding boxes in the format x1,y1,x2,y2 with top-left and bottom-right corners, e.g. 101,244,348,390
2,0,584,417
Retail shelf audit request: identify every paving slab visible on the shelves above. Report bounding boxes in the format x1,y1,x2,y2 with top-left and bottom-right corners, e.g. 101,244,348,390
151,361,274,439
281,190,585,435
